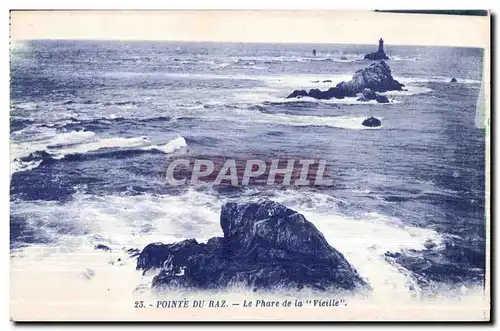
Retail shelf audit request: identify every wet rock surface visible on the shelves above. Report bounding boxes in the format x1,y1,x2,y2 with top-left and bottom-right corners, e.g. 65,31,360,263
362,117,382,127
356,88,390,103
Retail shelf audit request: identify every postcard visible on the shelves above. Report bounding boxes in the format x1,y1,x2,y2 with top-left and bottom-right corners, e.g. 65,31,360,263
9,10,490,321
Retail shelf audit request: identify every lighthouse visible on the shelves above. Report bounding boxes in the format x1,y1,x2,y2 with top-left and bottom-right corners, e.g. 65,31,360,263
378,38,384,53
364,38,389,60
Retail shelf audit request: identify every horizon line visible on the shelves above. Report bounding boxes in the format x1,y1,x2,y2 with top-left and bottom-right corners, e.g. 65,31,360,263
10,38,485,49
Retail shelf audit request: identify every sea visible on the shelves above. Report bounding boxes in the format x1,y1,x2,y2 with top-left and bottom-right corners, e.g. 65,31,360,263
9,40,486,311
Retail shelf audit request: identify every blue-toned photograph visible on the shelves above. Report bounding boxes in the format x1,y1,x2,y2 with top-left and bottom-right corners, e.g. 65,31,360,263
9,10,490,322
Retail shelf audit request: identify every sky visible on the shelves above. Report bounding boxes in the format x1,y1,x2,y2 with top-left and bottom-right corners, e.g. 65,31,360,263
10,10,490,47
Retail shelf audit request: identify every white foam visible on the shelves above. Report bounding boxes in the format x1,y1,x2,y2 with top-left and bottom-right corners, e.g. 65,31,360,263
10,129,96,174
390,55,420,62
142,136,187,154
51,136,150,158
11,190,223,248
47,131,97,146
380,86,433,96
12,101,38,111
236,90,401,105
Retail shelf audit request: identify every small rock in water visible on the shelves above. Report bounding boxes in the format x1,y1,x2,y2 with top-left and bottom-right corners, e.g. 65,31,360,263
424,239,437,250
375,95,389,103
450,78,458,83
94,244,111,252
362,117,382,127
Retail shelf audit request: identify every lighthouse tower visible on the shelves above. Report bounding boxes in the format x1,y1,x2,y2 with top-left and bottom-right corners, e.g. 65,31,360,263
364,38,389,60
378,38,384,53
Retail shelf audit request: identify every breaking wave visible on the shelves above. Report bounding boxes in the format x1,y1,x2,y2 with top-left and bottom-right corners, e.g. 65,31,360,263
11,130,187,174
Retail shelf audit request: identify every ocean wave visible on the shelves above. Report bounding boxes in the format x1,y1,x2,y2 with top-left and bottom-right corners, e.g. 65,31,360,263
141,136,187,154
11,131,187,174
56,116,174,132
271,95,401,105
11,101,38,111
379,86,433,96
58,99,142,108
10,117,36,132
224,110,383,130
389,55,421,62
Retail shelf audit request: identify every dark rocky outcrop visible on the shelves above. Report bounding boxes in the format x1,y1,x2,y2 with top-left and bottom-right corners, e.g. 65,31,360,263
126,248,141,258
364,51,389,61
357,88,377,101
338,61,404,94
94,244,111,252
308,88,343,100
384,238,485,288
286,89,308,99
364,38,389,60
137,200,367,292
375,95,390,103
361,117,382,127
286,61,403,100
357,88,390,103
450,78,458,83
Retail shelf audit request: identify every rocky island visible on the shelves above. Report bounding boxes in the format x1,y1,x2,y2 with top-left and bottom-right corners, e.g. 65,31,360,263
286,60,404,103
137,200,368,292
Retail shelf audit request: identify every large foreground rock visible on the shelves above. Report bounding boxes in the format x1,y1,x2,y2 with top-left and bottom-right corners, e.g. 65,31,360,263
137,200,367,292
286,61,404,100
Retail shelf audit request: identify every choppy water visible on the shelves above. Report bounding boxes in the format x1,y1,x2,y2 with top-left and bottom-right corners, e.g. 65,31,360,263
10,40,485,303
